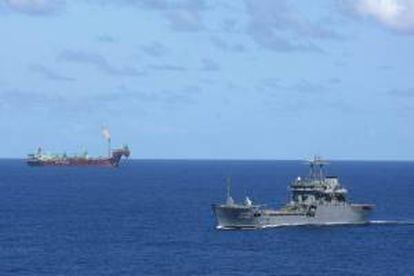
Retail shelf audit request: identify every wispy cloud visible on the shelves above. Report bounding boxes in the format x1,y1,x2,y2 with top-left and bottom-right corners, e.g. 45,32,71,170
0,88,125,116
148,64,187,72
164,9,204,32
29,64,75,82
259,78,327,94
147,59,219,72
90,0,207,32
210,36,246,52
247,27,323,53
221,18,240,33
200,58,220,71
388,88,414,97
0,84,196,115
288,79,327,94
114,84,198,106
162,85,199,105
329,77,342,85
334,60,347,67
258,78,353,116
0,89,64,111
4,0,65,15
244,0,341,52
96,34,116,43
378,65,393,70
342,0,414,34
58,50,145,77
90,0,204,10
111,85,159,103
140,41,169,57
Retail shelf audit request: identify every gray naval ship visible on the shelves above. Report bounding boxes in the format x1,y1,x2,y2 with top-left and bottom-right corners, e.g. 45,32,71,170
212,157,374,229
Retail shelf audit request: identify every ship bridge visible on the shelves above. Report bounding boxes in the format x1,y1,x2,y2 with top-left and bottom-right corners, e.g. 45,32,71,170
289,157,348,204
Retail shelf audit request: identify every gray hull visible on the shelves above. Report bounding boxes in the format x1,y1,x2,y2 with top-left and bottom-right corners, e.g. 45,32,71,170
212,203,373,229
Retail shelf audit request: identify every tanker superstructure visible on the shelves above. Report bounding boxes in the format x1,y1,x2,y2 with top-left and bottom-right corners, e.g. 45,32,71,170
212,157,374,229
26,128,130,167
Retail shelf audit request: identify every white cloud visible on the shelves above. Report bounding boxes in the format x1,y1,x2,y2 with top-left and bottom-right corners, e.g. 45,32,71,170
5,0,65,15
351,0,414,33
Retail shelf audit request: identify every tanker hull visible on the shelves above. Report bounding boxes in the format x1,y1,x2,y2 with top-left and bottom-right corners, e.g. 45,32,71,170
27,146,130,168
27,158,115,167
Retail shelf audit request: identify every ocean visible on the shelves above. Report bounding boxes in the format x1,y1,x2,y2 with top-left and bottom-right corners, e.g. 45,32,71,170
1,159,413,275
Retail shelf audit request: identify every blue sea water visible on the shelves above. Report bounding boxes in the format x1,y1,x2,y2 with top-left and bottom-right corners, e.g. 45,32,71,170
0,159,413,275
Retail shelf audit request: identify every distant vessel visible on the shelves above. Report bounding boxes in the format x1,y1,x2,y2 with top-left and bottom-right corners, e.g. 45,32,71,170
26,128,130,167
212,157,374,229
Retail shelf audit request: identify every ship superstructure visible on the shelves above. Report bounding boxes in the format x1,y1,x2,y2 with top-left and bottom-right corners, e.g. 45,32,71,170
212,157,373,229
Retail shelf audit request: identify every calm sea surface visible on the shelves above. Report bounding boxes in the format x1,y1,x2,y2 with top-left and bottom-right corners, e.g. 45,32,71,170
1,159,413,275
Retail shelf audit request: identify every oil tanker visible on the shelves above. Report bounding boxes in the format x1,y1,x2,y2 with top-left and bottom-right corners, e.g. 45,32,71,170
26,128,130,167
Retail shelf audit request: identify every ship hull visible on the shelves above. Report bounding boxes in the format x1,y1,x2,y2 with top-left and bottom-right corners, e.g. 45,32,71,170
212,205,261,229
27,146,130,168
27,159,115,167
212,203,373,229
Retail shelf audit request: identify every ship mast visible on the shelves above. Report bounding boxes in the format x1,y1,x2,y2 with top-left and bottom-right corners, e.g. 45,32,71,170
308,156,328,181
225,177,234,205
108,137,111,158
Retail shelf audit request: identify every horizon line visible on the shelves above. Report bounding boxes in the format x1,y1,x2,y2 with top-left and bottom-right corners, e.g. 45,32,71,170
1,157,414,162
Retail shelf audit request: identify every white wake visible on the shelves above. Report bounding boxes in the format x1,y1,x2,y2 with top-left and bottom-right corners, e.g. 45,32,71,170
216,220,414,230
368,220,414,225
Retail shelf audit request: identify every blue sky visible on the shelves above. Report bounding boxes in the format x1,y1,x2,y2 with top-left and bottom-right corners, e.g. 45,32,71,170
0,0,413,160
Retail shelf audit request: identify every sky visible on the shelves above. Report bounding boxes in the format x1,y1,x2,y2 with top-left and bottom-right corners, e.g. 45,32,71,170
0,0,414,160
